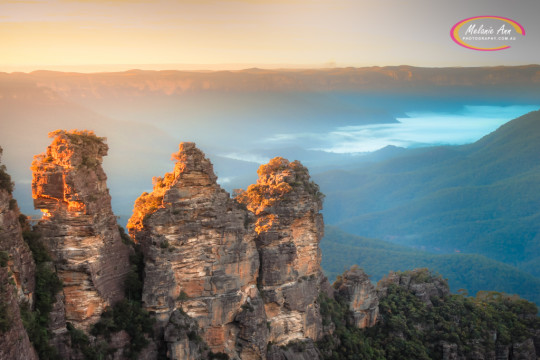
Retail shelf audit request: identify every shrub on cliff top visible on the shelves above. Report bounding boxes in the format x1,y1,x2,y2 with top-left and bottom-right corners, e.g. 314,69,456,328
0,164,14,194
48,129,105,144
0,147,14,194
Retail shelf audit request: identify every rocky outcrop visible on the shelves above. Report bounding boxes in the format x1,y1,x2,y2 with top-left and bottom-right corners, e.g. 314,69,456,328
377,268,450,306
164,309,205,360
128,142,264,359
236,157,326,348
266,340,321,360
0,147,36,306
334,266,378,328
375,269,539,360
31,130,131,333
0,149,38,359
0,265,39,360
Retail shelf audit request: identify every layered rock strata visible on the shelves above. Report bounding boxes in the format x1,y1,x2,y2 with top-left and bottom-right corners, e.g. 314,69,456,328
334,267,378,328
236,157,326,346
0,147,36,306
128,142,264,359
31,130,130,332
0,149,38,360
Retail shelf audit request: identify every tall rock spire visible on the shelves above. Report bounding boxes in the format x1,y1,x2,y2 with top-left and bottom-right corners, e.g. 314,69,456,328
128,142,265,359
236,157,326,346
31,130,130,335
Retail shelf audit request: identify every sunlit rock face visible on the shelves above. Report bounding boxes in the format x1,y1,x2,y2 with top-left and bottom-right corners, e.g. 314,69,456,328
128,142,266,359
236,157,326,346
31,130,130,332
334,267,378,328
0,148,38,360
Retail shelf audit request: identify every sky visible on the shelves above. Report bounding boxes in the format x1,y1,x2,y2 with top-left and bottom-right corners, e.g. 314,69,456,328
1,0,539,72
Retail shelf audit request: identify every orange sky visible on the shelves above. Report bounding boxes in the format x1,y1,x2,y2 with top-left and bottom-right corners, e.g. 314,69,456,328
1,0,538,72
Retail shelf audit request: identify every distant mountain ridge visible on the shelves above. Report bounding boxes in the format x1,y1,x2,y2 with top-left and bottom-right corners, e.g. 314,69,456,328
316,109,540,278
2,65,540,98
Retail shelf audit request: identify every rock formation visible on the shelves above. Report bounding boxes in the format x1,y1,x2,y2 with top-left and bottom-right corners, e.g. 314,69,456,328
334,266,378,328
236,157,326,347
31,130,131,335
0,265,39,360
377,268,450,306
128,142,264,359
374,269,539,360
128,146,330,359
0,147,38,360
6,133,539,360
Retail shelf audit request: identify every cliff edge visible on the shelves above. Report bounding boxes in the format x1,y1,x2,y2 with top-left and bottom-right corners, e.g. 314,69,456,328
31,130,131,336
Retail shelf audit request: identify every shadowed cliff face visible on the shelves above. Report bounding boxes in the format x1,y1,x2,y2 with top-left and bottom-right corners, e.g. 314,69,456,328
334,267,378,328
0,147,38,360
128,142,266,359
236,157,326,346
31,130,130,333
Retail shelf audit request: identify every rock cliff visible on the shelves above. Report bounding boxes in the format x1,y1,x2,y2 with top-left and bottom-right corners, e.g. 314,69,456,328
128,142,264,359
236,157,326,346
5,134,538,360
31,130,131,336
333,266,378,328
0,147,38,360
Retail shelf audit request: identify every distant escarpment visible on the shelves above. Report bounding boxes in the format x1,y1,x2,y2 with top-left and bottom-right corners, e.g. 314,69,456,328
0,147,38,360
31,130,131,352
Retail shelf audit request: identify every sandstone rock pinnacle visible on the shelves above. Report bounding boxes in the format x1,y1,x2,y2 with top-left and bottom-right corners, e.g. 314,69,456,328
31,130,131,333
236,157,326,346
128,142,265,359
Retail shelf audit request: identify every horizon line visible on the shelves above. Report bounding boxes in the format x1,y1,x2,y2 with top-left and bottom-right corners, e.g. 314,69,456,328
2,63,539,74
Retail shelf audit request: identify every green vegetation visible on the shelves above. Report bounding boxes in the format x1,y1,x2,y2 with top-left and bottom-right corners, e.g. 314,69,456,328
316,110,540,281
0,163,14,194
9,198,17,210
49,129,105,146
316,269,540,360
317,292,385,360
321,226,540,305
90,299,154,359
118,225,132,245
0,251,8,267
49,227,154,359
208,352,229,360
124,245,145,302
67,322,109,360
23,229,52,264
0,278,12,333
20,228,62,359
89,226,153,358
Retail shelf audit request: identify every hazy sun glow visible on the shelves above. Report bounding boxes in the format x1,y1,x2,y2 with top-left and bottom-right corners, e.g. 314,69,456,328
1,0,538,72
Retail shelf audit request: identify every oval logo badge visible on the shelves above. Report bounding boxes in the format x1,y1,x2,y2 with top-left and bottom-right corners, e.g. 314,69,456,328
450,16,525,51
